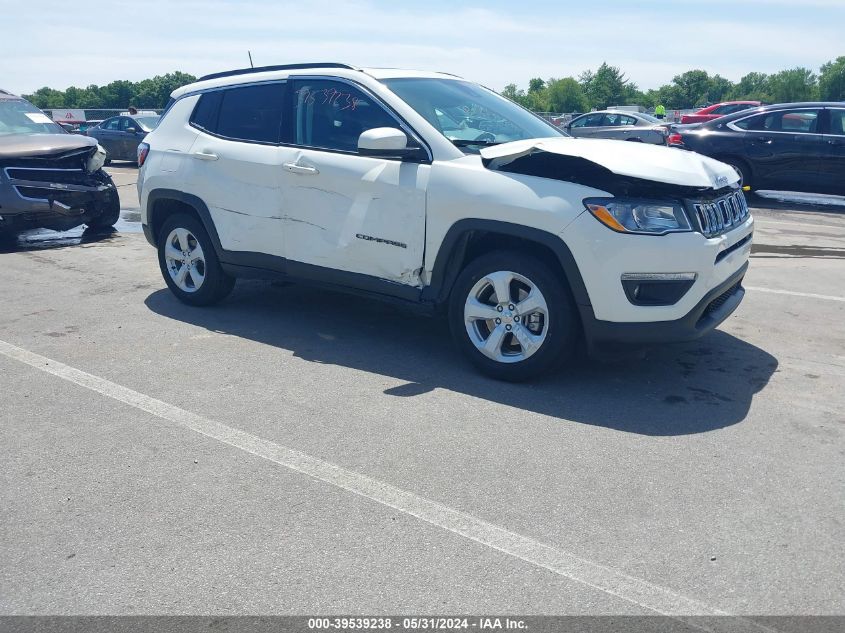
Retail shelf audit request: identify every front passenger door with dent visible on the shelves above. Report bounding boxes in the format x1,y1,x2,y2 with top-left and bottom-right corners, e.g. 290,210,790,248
280,78,428,287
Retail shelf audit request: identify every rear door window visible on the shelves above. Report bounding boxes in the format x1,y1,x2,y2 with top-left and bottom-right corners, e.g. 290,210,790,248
735,109,821,133
214,82,285,143
571,113,604,128
826,109,845,136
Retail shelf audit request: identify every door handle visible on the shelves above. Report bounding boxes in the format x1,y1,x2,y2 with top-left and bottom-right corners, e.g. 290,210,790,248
756,137,773,144
193,151,219,161
283,163,319,175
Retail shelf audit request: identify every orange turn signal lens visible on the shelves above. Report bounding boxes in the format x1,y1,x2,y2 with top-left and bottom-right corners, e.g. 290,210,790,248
587,204,629,233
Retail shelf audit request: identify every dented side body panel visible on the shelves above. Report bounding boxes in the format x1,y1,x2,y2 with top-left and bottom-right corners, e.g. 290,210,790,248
424,155,602,279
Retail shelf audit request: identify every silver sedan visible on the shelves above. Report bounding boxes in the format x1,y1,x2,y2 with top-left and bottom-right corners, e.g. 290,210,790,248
563,110,670,145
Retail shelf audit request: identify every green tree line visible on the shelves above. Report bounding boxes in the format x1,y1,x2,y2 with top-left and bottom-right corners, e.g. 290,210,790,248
23,72,197,109
503,57,845,113
21,57,845,114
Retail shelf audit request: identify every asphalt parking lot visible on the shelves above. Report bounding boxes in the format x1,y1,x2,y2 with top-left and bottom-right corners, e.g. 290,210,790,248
1,165,843,623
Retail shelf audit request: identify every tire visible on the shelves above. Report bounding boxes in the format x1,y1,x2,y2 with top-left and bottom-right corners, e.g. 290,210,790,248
85,194,120,229
448,250,579,381
721,157,752,189
157,213,235,306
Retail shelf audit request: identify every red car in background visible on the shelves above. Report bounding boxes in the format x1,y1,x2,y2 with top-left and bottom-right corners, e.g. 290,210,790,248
681,101,761,124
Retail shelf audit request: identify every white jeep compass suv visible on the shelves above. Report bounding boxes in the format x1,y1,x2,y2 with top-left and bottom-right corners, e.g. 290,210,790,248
137,63,753,381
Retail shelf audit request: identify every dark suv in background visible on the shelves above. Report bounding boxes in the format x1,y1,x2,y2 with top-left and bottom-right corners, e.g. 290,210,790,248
0,89,120,236
669,102,845,194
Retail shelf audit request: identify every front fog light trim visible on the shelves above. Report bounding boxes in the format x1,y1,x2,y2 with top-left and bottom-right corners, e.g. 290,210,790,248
621,273,698,306
621,273,698,282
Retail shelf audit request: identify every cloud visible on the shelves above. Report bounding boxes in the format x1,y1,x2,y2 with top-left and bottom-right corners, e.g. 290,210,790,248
3,0,842,95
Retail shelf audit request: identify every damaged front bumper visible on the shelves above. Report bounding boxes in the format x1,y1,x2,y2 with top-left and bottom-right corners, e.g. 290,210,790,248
583,262,748,351
0,147,119,233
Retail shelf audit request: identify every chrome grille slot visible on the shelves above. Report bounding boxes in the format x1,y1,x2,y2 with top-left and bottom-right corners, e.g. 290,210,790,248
691,191,750,238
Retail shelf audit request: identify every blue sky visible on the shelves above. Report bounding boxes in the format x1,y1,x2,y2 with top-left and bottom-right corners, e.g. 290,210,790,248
1,0,842,95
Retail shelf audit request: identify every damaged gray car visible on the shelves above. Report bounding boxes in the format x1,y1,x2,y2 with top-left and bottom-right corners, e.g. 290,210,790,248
0,89,120,236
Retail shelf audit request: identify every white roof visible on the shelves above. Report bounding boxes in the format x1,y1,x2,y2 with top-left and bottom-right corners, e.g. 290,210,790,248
171,66,463,99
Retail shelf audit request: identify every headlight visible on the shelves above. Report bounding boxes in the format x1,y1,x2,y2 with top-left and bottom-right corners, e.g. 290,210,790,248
85,144,107,173
584,197,691,235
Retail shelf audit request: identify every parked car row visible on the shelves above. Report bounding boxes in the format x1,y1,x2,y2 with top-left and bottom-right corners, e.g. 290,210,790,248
669,102,845,195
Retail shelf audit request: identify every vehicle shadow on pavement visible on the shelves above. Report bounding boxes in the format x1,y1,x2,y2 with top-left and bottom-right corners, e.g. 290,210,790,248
145,281,779,437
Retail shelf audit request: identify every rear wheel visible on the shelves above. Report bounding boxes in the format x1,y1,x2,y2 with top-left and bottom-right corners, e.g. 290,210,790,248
449,251,579,381
157,213,234,306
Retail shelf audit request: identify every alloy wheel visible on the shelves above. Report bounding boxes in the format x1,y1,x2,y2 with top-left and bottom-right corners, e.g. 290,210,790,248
463,270,549,364
164,227,206,293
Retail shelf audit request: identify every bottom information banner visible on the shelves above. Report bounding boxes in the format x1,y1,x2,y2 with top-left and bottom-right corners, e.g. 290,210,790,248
1,616,844,633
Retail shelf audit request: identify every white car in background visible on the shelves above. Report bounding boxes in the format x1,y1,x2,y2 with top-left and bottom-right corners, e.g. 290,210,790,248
137,63,753,381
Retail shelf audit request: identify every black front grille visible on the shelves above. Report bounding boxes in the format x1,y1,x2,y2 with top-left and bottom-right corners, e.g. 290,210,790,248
6,168,90,184
691,190,750,238
15,186,95,209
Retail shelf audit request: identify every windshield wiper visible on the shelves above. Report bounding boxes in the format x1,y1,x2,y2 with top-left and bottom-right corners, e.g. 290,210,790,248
449,139,502,147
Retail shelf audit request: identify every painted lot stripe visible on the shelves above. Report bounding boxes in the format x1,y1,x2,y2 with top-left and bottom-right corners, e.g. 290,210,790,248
746,287,845,303
0,339,775,633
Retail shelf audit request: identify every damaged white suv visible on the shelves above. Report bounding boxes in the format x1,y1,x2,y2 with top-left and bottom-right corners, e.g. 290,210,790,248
138,63,753,380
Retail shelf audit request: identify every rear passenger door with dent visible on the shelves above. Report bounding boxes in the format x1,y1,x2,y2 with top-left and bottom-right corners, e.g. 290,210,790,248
186,82,289,258
279,77,428,286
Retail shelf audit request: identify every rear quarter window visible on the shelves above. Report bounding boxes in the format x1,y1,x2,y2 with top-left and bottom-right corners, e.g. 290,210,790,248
189,91,222,132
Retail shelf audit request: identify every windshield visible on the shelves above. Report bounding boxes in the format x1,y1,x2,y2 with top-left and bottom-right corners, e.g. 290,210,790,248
382,78,563,151
134,116,160,132
0,99,64,136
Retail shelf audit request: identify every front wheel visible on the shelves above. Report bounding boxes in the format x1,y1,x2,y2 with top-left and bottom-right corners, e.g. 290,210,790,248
449,251,579,381
157,213,234,306
722,157,752,189
86,194,120,229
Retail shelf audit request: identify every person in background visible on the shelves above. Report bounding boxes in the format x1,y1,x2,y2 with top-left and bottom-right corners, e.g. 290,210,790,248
654,104,666,119
128,106,138,115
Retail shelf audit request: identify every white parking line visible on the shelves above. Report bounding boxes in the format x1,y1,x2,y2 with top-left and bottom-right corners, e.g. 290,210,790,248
745,287,845,303
0,338,776,632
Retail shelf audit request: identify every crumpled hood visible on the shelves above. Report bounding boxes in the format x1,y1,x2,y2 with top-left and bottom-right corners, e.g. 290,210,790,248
480,137,739,189
0,133,97,159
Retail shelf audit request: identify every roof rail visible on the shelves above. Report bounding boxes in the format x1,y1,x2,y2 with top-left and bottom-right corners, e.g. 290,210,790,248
198,63,357,82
